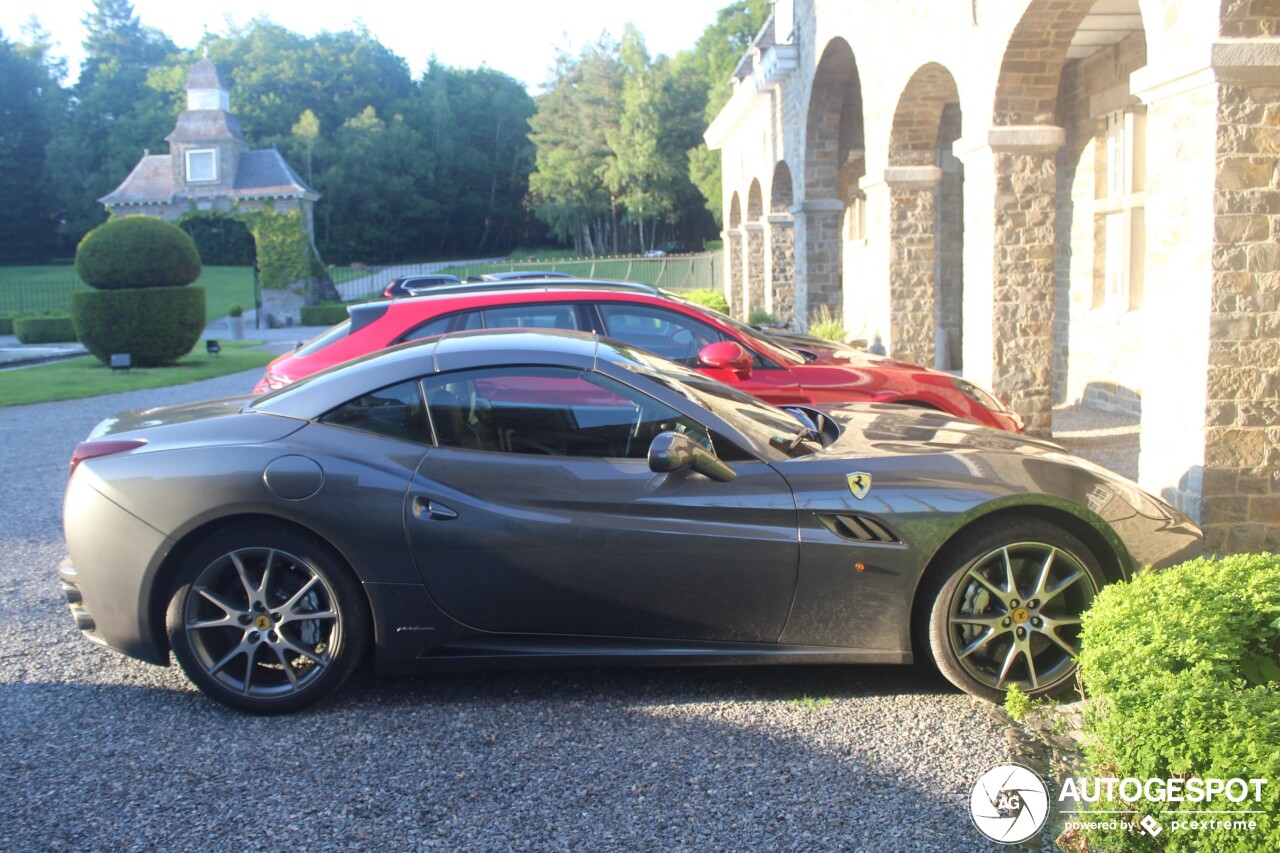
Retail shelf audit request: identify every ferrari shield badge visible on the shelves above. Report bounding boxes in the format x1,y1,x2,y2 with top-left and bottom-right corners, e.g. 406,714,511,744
847,472,872,500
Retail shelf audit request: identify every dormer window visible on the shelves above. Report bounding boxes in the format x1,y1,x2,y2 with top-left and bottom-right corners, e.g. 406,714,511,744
186,149,218,183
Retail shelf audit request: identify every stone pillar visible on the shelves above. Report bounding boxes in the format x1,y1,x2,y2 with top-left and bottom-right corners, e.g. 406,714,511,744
767,213,796,326
988,126,1067,437
793,199,846,328
744,221,766,320
1199,41,1280,552
726,227,744,317
953,139,999,392
884,165,943,367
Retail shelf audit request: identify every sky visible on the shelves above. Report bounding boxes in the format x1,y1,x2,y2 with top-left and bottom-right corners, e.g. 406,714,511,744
0,0,739,89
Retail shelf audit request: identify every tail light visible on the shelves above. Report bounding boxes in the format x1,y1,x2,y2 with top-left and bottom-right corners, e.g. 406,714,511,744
69,438,147,477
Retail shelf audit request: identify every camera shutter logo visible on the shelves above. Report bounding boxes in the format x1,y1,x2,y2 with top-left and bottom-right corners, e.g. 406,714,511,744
970,764,1050,844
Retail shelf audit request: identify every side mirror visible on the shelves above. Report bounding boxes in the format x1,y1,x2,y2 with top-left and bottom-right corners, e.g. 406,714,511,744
647,431,737,482
698,340,753,380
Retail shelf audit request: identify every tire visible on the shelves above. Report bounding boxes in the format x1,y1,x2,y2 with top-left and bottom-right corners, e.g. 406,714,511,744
166,522,369,714
921,517,1104,703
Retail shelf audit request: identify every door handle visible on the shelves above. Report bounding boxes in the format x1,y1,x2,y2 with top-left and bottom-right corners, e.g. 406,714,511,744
412,496,458,521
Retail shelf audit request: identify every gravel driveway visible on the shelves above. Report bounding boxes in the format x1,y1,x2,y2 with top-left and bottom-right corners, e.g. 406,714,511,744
0,370,1011,851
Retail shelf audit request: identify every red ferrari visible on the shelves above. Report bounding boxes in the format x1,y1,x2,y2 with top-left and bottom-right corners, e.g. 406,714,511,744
255,282,1023,432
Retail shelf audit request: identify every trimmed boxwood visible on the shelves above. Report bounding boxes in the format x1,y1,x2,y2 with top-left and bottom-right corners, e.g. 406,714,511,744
14,313,78,344
0,315,12,336
75,216,202,290
1076,553,1280,852
299,302,349,327
71,288,206,366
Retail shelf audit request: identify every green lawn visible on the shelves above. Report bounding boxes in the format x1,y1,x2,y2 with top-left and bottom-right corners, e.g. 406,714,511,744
0,265,258,320
0,340,274,407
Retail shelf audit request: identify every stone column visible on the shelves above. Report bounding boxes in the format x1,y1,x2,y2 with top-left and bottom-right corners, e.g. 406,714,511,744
987,126,1066,437
725,227,744,318
884,165,943,367
744,221,766,320
1148,40,1280,553
792,199,846,328
767,213,796,326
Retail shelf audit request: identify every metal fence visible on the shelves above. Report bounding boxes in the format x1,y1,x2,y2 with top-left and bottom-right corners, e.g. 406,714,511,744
338,253,725,302
2,252,725,315
0,273,90,315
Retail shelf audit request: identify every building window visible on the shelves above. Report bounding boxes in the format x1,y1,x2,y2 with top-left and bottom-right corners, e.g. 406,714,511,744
1096,108,1145,312
186,149,218,183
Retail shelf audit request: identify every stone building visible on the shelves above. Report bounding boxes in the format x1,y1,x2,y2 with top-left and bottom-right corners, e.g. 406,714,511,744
101,57,319,230
705,0,1280,554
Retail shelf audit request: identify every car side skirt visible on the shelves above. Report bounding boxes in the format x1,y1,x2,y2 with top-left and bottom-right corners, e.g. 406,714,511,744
372,634,912,675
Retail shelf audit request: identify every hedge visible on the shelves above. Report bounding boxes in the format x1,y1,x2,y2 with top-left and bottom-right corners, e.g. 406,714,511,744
71,288,206,366
1076,553,1280,852
299,302,349,326
75,216,202,290
14,313,78,344
0,315,12,336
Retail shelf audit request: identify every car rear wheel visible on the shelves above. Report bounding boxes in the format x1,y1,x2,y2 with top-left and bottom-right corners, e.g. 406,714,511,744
923,518,1104,702
166,523,368,714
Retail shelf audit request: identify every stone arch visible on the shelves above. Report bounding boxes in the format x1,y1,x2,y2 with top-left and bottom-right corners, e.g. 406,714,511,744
770,162,794,214
802,38,865,322
886,63,963,368
744,180,765,319
179,211,255,266
727,192,744,316
993,1,1097,126
768,161,796,324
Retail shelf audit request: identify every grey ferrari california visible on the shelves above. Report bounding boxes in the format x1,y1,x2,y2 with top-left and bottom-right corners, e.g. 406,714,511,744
60,329,1200,713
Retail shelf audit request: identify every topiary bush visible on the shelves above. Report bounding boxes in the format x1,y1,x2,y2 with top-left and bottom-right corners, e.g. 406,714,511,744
73,216,206,366
13,311,78,344
75,216,202,290
71,288,205,367
1075,553,1280,852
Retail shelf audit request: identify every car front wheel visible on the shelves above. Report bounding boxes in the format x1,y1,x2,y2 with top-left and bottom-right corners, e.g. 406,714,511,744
923,518,1104,703
166,523,368,714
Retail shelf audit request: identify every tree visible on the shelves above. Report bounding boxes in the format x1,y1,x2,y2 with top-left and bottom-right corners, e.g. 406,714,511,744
528,38,624,256
676,0,770,225
291,108,320,183
0,26,63,261
45,0,178,243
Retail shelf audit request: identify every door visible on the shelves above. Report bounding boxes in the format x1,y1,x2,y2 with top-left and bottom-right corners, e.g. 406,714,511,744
405,364,799,642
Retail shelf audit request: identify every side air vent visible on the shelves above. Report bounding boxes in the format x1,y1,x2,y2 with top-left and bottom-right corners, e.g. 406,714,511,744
815,513,902,544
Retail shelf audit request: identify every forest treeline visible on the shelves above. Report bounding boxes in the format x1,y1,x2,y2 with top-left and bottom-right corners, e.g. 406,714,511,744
0,0,767,265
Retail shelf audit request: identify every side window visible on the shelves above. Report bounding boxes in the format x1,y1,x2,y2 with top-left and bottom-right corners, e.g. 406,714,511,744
423,366,709,459
403,310,482,343
320,379,428,443
597,304,726,366
481,303,581,331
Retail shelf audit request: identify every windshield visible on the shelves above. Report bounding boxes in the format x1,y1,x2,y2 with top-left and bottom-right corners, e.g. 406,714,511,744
294,319,352,357
609,344,820,461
